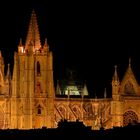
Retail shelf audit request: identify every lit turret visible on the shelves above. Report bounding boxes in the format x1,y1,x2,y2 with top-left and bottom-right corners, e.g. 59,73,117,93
18,38,24,53
43,38,49,53
112,65,120,100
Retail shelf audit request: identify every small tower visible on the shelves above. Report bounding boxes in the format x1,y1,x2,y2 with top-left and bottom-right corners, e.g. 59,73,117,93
43,38,49,53
104,88,107,98
82,82,89,96
112,65,120,100
111,65,123,127
18,38,24,53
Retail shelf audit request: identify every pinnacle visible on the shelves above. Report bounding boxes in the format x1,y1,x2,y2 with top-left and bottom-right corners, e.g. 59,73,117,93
25,10,41,52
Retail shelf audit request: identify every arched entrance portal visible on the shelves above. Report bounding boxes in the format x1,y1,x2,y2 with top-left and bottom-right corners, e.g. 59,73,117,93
123,110,138,126
0,107,4,129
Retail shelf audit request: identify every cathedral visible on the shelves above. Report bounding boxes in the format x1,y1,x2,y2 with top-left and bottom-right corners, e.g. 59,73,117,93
0,10,140,130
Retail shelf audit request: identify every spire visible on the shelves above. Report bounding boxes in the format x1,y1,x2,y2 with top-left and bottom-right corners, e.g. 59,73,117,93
0,69,4,86
82,82,88,96
104,88,107,98
125,58,133,74
19,38,23,46
112,65,119,81
124,58,133,77
44,38,48,47
43,38,49,52
25,10,41,52
18,38,24,53
6,63,11,80
129,57,131,67
56,80,61,95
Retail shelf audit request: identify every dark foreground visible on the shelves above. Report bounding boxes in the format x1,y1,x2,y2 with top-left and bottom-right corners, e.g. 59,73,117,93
0,120,140,140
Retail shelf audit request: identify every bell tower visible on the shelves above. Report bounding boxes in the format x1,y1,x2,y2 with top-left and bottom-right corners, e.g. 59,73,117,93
11,10,55,129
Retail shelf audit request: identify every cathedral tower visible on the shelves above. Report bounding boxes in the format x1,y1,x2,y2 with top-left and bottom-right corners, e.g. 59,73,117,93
11,10,55,129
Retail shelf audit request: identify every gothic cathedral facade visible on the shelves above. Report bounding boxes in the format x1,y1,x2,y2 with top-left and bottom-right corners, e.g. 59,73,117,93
0,10,140,129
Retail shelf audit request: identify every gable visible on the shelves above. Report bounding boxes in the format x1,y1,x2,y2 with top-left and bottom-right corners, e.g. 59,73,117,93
124,80,135,94
120,67,139,95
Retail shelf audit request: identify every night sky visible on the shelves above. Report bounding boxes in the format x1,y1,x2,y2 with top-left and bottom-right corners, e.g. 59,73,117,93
0,1,140,97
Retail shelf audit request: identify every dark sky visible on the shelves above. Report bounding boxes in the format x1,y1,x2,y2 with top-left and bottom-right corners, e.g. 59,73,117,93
0,1,140,97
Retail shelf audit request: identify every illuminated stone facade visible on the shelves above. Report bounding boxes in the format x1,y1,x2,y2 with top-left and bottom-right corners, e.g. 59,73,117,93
0,10,140,129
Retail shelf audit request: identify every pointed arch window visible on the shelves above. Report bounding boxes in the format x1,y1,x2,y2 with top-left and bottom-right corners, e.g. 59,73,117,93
38,108,41,115
37,61,41,76
37,105,42,115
